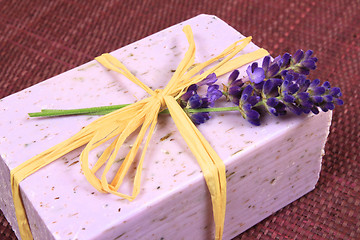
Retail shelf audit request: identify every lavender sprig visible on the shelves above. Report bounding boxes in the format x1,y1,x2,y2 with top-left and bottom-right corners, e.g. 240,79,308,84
224,50,343,125
29,50,343,126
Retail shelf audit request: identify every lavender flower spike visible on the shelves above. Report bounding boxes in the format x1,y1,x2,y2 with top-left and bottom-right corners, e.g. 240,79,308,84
222,49,343,126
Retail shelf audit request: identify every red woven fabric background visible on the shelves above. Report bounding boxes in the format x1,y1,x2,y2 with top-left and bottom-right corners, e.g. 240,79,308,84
0,0,359,239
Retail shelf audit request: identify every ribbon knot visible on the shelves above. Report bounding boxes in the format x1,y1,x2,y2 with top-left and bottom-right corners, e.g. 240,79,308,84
11,25,269,240
153,89,167,109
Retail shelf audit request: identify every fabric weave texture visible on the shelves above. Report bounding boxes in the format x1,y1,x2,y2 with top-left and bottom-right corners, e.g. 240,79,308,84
0,0,359,239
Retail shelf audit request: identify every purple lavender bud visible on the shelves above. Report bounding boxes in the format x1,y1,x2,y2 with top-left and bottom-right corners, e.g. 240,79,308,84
247,64,265,84
324,95,333,102
247,117,261,126
277,102,287,115
268,107,278,116
283,93,296,103
320,105,329,112
334,99,344,105
228,70,240,84
303,79,311,90
262,56,271,72
246,108,260,119
181,84,198,101
297,92,310,101
289,50,318,75
309,79,320,88
298,67,310,75
280,70,288,77
329,87,341,96
266,97,279,107
207,84,219,92
229,86,242,97
245,108,261,126
301,59,316,70
282,79,289,89
302,108,311,114
253,81,265,91
191,112,210,125
281,53,291,68
200,97,210,107
324,102,335,110
297,77,310,92
294,73,305,84
287,104,303,115
242,84,253,97
262,78,282,97
241,93,249,103
242,102,252,111
237,84,262,126
313,86,326,95
281,79,294,95
311,95,324,103
189,94,202,109
198,73,218,86
287,83,300,94
322,81,331,89
273,55,282,65
272,78,283,86
206,85,223,107
302,100,314,109
247,95,260,106
230,79,244,88
304,50,314,59
284,73,294,82
311,106,320,114
266,63,280,78
263,79,274,95
293,49,304,63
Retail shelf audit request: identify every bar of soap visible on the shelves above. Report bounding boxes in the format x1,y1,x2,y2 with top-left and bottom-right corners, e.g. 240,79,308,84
0,14,332,240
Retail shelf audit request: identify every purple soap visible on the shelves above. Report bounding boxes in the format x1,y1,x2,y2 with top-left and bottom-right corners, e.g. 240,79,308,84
0,14,332,240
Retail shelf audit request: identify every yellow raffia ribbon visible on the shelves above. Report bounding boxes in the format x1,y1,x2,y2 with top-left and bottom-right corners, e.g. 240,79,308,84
10,25,268,240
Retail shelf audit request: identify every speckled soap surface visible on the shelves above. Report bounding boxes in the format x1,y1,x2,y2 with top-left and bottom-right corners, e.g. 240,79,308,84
0,15,332,240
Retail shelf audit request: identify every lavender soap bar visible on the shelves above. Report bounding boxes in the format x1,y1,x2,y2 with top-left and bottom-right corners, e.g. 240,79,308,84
0,15,332,240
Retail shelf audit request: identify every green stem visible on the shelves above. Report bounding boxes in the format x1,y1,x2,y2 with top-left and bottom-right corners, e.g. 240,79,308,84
28,104,240,117
28,104,131,117
187,106,239,113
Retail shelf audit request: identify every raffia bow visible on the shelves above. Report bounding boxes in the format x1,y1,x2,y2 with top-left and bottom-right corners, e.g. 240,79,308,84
11,25,268,240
